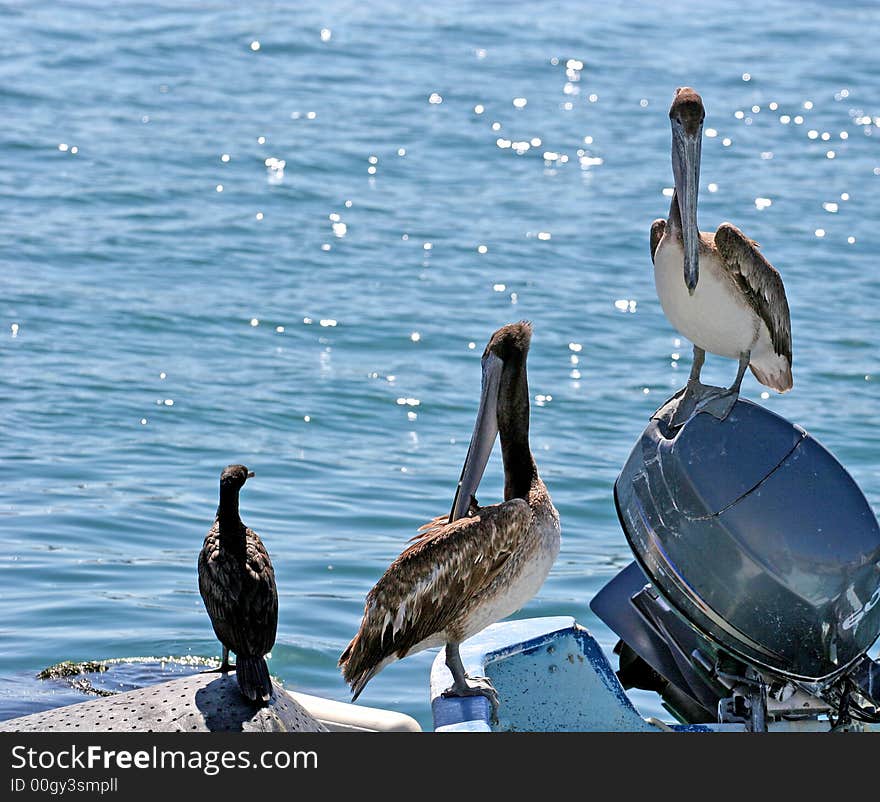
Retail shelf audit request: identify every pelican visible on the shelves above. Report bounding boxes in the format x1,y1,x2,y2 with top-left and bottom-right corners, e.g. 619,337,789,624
339,322,560,716
651,87,793,426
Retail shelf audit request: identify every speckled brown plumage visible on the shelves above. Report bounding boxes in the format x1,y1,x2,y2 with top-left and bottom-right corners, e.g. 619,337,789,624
198,465,278,703
339,499,523,695
339,322,561,701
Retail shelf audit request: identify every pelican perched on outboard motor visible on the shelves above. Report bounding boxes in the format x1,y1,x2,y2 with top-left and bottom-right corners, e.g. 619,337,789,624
651,87,793,428
592,398,880,731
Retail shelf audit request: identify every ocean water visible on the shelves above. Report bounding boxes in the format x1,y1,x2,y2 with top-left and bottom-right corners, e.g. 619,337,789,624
3,0,880,731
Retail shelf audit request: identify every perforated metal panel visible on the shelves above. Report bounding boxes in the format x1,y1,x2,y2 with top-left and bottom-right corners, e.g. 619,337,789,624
0,672,327,732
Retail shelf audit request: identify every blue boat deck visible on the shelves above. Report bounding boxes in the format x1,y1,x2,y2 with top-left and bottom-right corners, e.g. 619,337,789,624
430,617,880,732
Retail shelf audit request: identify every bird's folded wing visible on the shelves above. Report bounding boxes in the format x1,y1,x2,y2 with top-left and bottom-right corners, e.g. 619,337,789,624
348,498,530,664
715,222,792,360
242,533,279,654
198,544,229,627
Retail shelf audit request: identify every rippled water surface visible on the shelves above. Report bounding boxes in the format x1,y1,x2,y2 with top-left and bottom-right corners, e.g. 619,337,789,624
4,1,880,729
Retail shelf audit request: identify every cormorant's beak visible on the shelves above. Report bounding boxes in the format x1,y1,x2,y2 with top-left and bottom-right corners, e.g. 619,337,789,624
247,470,255,478
448,352,502,522
672,121,702,294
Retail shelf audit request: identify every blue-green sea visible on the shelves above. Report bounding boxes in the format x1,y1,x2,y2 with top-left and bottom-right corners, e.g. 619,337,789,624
4,1,880,730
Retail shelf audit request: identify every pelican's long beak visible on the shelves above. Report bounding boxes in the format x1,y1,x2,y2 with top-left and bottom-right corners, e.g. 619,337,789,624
448,352,502,522
672,122,702,294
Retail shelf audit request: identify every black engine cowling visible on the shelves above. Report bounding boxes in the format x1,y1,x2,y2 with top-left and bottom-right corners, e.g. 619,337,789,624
610,397,880,683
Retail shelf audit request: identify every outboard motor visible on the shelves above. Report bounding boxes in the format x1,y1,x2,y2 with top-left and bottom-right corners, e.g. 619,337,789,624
592,397,880,730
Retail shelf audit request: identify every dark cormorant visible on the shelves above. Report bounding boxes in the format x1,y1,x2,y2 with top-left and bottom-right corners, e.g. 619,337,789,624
198,464,278,703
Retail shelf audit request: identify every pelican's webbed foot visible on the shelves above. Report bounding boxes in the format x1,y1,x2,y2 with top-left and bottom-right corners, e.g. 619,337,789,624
441,675,500,723
656,348,748,428
666,383,698,428
686,350,749,423
443,642,500,724
657,381,738,428
693,388,739,421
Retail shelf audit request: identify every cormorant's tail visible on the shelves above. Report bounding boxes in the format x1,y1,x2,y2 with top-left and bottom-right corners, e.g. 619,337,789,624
236,655,272,703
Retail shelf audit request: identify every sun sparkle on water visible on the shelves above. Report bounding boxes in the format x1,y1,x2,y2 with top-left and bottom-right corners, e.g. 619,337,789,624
7,1,880,732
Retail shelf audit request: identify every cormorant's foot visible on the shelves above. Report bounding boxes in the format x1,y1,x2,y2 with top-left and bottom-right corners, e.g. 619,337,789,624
694,388,739,421
201,663,236,675
442,675,500,724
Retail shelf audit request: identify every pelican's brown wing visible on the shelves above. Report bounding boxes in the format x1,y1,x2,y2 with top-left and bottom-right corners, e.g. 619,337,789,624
714,222,792,363
338,498,530,699
650,218,666,263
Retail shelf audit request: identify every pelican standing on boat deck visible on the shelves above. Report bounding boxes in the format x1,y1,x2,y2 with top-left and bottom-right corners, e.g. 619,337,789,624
339,322,560,716
651,87,793,426
198,464,278,704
